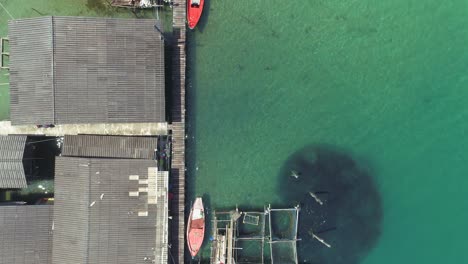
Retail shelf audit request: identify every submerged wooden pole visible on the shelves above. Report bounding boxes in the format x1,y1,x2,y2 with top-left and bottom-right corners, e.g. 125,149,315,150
309,192,324,205
290,170,300,179
309,230,332,248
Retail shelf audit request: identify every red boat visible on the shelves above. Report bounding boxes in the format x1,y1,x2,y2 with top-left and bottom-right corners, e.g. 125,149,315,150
187,0,204,29
187,197,205,257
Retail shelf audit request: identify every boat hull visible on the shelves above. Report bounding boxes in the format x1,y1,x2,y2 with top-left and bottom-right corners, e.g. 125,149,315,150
187,0,205,29
187,197,205,257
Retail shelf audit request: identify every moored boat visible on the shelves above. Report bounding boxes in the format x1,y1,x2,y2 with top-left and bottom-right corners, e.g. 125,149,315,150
187,197,205,257
187,0,204,29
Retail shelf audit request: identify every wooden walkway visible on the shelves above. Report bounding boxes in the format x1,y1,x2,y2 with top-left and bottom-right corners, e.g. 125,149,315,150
0,121,168,136
170,0,187,263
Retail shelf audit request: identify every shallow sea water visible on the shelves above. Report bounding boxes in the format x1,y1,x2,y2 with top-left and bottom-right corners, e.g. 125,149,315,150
1,0,468,263
188,0,468,263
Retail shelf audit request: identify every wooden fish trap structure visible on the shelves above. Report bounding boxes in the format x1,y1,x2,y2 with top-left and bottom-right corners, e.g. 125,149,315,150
210,205,299,264
210,210,240,264
267,205,300,264
243,213,260,225
235,208,268,264
0,37,8,70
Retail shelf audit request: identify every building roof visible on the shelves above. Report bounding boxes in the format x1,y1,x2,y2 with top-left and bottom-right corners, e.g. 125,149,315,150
0,135,27,188
62,135,157,159
0,205,53,264
9,16,165,125
52,157,168,264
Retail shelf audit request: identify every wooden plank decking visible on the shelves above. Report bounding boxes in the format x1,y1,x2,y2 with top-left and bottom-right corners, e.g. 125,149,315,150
0,121,168,136
170,0,187,263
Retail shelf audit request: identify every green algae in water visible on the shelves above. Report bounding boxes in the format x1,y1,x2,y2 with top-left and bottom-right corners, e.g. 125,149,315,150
189,0,468,262
277,145,382,263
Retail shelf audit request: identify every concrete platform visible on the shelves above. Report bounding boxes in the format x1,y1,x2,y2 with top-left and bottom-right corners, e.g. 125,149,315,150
0,121,168,136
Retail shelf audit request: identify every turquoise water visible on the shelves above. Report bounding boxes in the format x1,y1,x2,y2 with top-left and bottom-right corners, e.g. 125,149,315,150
1,0,467,262
189,0,468,262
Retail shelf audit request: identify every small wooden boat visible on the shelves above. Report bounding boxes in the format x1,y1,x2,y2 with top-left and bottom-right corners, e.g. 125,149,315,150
187,0,205,29
187,197,205,257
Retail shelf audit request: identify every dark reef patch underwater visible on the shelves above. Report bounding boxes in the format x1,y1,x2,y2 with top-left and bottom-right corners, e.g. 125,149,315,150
277,145,382,263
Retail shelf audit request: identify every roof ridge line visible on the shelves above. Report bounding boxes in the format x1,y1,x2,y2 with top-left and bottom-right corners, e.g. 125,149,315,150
51,16,56,124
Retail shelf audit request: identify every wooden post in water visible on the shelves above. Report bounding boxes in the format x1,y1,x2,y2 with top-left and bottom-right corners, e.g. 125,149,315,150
309,191,324,205
309,230,332,248
0,38,5,69
227,218,234,264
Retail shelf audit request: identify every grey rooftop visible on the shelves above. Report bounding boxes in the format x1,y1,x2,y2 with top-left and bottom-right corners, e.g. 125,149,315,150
9,16,165,125
52,157,168,264
0,205,53,264
0,135,27,188
62,134,157,159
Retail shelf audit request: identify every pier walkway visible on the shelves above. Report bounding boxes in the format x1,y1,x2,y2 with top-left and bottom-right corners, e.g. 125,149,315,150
170,0,187,263
0,121,167,136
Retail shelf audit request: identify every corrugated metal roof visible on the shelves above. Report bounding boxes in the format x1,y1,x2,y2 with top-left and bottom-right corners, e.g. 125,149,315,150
155,170,169,264
0,205,53,264
8,17,55,125
52,157,90,263
0,135,27,188
9,17,165,125
52,157,168,264
62,135,157,159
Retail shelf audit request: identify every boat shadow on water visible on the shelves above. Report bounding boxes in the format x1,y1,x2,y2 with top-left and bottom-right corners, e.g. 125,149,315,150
277,144,383,264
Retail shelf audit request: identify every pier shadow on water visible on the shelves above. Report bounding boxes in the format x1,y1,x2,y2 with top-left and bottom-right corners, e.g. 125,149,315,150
277,145,382,264
184,28,202,262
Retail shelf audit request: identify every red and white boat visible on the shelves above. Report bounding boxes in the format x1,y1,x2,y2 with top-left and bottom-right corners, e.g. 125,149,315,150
187,197,205,257
187,0,204,29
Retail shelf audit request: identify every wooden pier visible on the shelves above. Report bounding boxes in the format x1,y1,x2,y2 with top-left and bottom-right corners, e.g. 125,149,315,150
170,0,187,262
210,206,299,263
211,210,239,264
